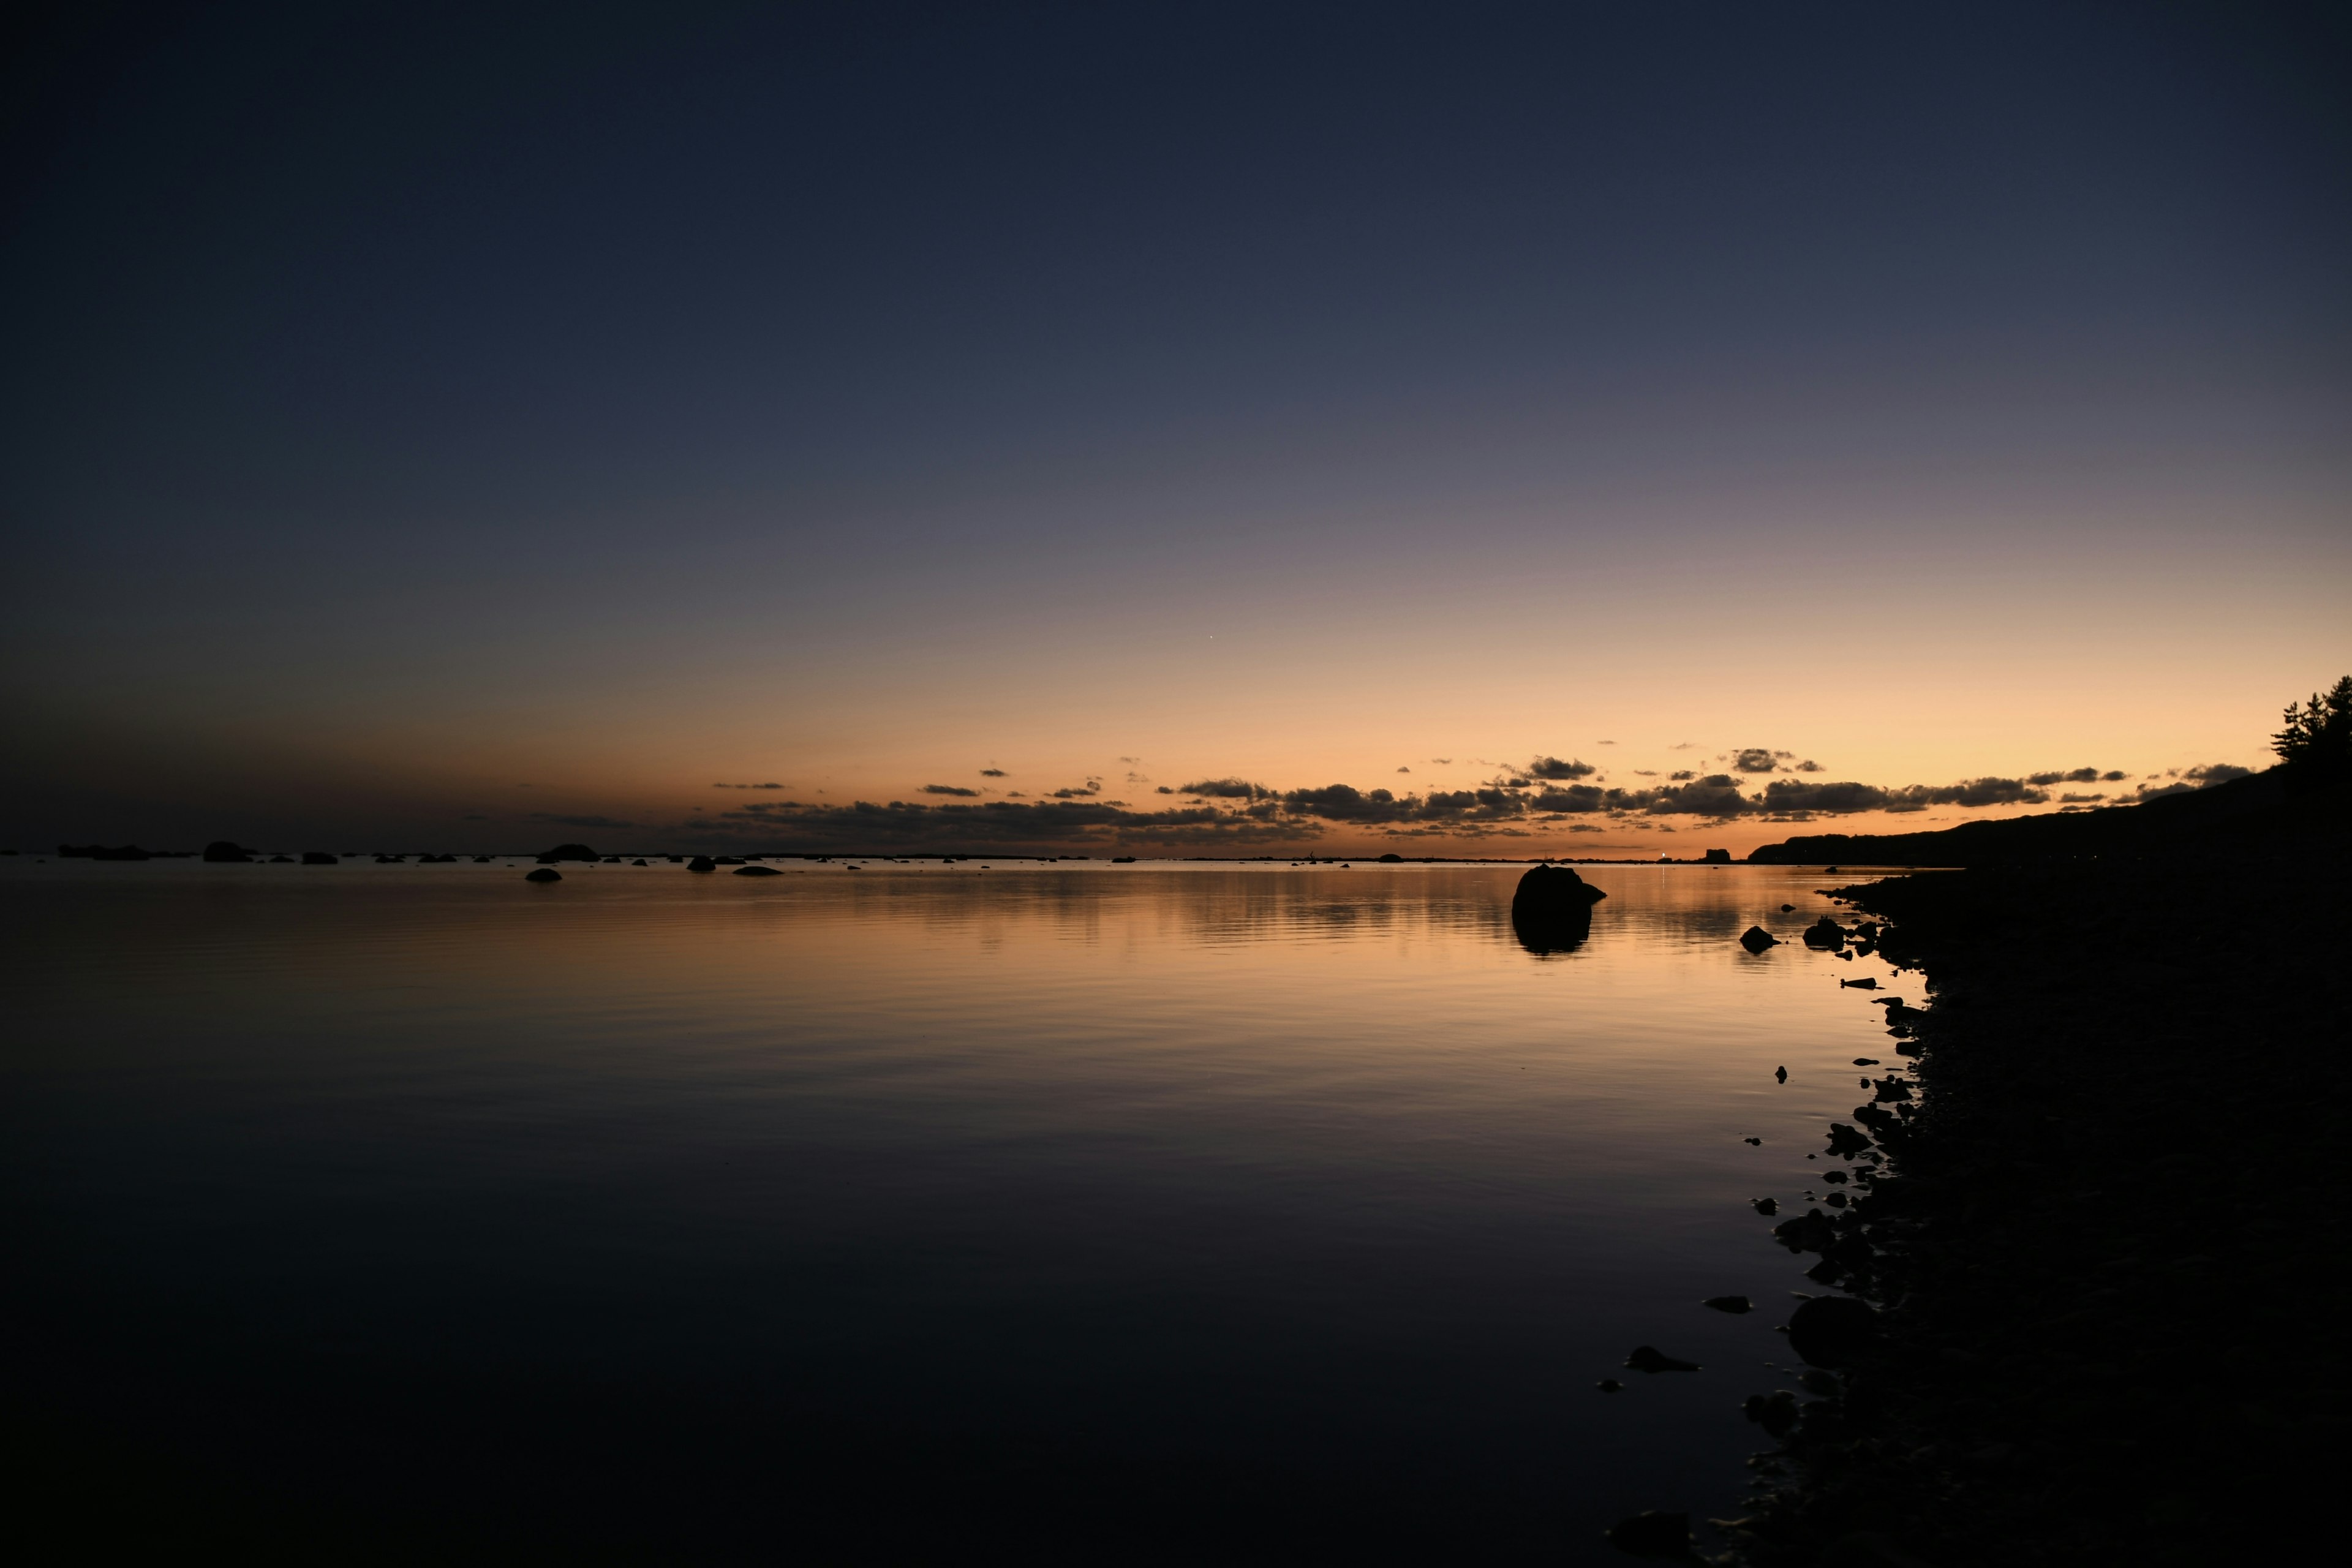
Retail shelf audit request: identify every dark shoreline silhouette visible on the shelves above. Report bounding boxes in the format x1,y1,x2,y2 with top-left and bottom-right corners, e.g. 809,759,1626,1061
1717,764,2349,1564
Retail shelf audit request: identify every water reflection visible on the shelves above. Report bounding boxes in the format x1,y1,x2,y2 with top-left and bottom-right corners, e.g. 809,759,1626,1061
1,861,1907,1564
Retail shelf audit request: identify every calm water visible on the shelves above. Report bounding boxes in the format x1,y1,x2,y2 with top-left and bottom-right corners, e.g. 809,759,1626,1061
2,860,1907,1562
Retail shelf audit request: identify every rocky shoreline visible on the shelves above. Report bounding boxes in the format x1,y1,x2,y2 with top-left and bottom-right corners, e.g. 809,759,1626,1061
1714,849,2348,1567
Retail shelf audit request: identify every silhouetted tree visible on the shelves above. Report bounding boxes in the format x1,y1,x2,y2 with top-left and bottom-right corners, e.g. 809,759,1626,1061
2271,675,2352,773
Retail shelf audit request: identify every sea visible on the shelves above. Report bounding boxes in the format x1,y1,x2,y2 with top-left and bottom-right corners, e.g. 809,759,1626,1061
2,857,1910,1563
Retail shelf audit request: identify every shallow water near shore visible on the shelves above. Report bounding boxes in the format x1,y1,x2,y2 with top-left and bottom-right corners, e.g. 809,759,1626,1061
2,860,1907,1560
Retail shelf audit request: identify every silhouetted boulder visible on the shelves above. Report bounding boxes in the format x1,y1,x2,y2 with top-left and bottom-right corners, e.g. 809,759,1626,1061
1787,1295,1879,1368
714,856,744,865
59,844,153,861
1378,852,1404,862
536,843,598,864
733,865,783,876
1510,864,1604,954
1703,1295,1754,1314
302,851,337,865
1803,916,1849,948
1623,1346,1700,1373
631,858,648,866
524,868,562,883
203,840,254,862
1740,925,1779,952
687,856,717,872
1514,864,1606,915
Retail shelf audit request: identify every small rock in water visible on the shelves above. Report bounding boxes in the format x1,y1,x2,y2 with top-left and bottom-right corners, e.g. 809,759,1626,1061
1775,1066,1788,1083
1839,976,1879,989
1703,1295,1754,1314
687,857,717,873
632,858,648,866
1604,1511,1691,1559
1743,1137,1763,1146
524,868,562,883
1824,1123,1874,1157
1596,1378,1624,1393
1752,1197,1779,1215
1853,1058,1879,1066
1739,925,1779,953
1781,903,1796,912
733,865,784,876
1802,916,1849,949
1623,1346,1702,1374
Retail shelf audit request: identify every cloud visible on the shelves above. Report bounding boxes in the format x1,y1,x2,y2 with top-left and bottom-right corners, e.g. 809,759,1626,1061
1648,775,1752,815
1396,765,1411,773
1156,786,1174,794
2101,770,2127,782
1792,760,1823,772
1050,777,1103,799
530,813,637,829
1669,742,1696,750
2058,792,2105,803
1668,769,1697,782
1525,756,1597,780
690,797,1314,851
2132,763,2250,801
980,768,1007,777
1731,748,1779,773
921,783,980,796
1596,740,1616,745
713,782,786,790
1530,785,1607,813
1631,769,1657,777
1896,777,2049,808
1179,777,1272,799
1281,784,1413,822
2027,767,2105,785
1429,758,1452,765
1755,779,1893,814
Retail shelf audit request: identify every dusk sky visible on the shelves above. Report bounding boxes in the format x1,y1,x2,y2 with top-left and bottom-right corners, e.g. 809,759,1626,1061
6,2,2346,854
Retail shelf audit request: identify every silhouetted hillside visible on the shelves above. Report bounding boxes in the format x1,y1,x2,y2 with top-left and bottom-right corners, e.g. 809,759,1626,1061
1747,766,2348,865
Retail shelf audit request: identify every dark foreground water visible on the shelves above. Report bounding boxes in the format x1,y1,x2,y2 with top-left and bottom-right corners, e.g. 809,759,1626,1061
2,860,1905,1562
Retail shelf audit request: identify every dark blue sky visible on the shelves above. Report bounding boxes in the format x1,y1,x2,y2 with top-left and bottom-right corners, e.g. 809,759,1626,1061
5,2,2347,847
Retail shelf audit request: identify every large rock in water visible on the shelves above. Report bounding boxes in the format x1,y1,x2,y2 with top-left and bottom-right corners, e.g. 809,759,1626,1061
536,843,599,864
202,840,254,863
1512,864,1607,918
1510,864,1605,955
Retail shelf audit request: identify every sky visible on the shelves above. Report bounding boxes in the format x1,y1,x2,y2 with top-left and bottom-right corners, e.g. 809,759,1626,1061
4,1,2348,855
